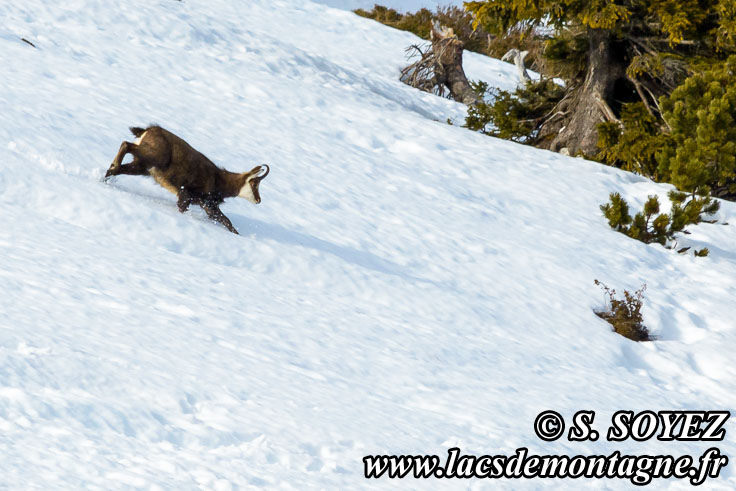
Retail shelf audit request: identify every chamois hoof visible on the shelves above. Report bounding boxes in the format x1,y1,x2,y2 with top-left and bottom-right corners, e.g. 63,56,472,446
104,166,118,180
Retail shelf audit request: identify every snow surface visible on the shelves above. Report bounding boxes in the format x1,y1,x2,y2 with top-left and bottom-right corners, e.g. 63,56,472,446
1,0,735,488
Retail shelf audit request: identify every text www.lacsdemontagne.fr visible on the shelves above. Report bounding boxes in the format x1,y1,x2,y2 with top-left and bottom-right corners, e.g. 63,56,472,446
363,447,728,486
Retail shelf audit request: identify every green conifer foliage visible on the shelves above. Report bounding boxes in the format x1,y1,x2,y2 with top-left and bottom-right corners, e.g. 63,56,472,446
657,56,736,199
465,0,730,50
600,192,632,231
464,79,564,144
597,103,665,179
695,247,711,257
600,191,719,251
465,0,736,167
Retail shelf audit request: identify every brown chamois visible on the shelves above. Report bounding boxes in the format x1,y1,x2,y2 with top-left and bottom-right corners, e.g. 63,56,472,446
104,125,269,234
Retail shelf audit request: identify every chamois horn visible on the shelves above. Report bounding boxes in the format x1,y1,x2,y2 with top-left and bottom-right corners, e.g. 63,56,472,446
254,164,270,181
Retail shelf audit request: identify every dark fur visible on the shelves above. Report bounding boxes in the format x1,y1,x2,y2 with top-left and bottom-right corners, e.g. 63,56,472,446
105,125,268,234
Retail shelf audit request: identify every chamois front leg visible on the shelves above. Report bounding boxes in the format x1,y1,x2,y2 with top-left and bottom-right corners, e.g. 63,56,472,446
201,201,239,234
105,141,134,179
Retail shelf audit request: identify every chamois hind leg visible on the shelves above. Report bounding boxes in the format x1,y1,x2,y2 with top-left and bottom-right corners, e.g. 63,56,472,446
177,190,195,213
201,201,239,234
105,141,136,178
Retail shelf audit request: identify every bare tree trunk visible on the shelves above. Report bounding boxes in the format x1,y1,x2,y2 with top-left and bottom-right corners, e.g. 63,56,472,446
502,49,531,84
548,29,624,156
430,22,480,105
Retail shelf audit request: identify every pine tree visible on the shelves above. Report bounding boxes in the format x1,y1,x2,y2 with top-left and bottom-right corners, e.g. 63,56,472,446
657,56,736,199
465,0,736,156
597,103,664,179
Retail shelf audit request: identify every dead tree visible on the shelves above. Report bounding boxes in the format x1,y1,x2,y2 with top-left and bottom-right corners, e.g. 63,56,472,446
400,21,479,105
502,49,531,84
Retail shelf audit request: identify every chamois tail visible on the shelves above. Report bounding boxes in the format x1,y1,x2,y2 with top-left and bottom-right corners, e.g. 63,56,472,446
129,126,146,137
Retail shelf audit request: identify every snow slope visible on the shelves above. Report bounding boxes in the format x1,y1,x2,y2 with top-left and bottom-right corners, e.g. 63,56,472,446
1,0,735,488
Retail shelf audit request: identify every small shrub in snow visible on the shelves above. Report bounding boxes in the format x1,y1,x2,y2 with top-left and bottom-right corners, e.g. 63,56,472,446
594,280,651,342
600,191,718,254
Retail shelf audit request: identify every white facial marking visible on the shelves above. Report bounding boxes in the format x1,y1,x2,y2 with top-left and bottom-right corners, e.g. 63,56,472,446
238,180,257,203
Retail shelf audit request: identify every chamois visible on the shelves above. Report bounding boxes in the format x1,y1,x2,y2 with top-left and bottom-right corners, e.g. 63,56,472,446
104,125,269,234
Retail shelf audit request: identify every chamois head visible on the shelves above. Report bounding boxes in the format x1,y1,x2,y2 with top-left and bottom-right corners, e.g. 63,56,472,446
238,164,270,204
